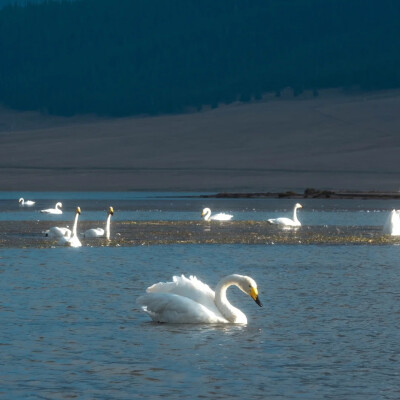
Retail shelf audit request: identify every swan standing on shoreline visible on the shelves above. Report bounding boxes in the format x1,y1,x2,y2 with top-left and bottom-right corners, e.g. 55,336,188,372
41,202,63,214
383,209,400,236
82,206,114,239
137,274,262,324
18,198,35,206
201,207,233,221
58,207,82,247
267,203,303,227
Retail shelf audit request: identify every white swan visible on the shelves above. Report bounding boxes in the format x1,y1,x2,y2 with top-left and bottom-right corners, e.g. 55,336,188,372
267,203,302,227
201,207,233,221
41,202,63,214
383,209,400,236
44,226,71,239
58,207,82,247
137,274,262,324
18,198,35,206
82,206,114,239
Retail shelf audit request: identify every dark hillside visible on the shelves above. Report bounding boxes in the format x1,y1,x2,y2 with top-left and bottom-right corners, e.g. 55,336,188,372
1,0,400,116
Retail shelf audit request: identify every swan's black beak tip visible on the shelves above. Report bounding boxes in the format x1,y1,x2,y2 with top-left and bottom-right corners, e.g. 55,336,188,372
255,297,263,307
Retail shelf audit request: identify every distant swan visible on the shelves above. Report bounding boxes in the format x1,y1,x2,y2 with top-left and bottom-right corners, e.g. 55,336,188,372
267,203,302,227
201,207,233,221
137,274,262,324
82,206,114,239
44,226,71,239
383,209,400,236
41,202,63,214
58,207,82,247
18,198,35,206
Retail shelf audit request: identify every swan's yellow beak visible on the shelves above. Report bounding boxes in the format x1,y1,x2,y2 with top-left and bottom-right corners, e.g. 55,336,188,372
109,206,114,215
201,211,205,217
250,286,263,307
76,207,81,214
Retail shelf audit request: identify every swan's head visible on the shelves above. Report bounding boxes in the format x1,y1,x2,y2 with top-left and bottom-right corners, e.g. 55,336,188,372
235,275,263,307
56,202,63,208
18,198,24,203
295,203,302,209
201,207,211,216
76,206,81,215
108,206,114,215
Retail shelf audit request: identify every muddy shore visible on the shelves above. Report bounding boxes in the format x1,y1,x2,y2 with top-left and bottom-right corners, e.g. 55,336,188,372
1,220,398,248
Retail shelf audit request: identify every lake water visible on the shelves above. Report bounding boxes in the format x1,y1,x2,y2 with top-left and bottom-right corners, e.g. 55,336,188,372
1,192,400,399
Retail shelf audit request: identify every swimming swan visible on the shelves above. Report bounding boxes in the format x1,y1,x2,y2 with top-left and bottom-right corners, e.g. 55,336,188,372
41,202,63,214
383,209,400,236
18,198,35,206
267,203,303,227
201,207,233,221
58,207,82,247
44,226,71,239
137,274,262,324
82,206,114,239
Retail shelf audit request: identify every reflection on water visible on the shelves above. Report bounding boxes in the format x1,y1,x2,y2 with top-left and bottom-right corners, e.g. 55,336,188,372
1,192,400,399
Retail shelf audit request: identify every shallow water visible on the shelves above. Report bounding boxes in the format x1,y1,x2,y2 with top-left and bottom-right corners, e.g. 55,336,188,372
1,192,400,399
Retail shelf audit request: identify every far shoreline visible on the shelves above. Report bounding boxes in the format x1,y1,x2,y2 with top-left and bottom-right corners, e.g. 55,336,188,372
198,188,400,200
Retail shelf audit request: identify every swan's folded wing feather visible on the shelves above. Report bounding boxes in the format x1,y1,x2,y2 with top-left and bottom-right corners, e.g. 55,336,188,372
211,213,233,221
46,227,71,238
137,293,227,323
268,217,295,225
83,228,104,238
146,275,216,311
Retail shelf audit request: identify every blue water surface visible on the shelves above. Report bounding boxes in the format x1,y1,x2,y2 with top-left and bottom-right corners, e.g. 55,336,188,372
1,191,397,226
1,192,400,399
1,244,400,399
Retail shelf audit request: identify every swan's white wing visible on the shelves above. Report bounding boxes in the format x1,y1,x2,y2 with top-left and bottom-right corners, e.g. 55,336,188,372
83,228,104,238
45,227,71,238
58,234,82,247
211,213,233,221
69,235,82,247
267,217,298,226
146,275,217,312
40,208,62,214
137,293,228,324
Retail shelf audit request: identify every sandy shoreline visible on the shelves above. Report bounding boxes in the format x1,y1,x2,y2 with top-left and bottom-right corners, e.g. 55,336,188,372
1,88,400,192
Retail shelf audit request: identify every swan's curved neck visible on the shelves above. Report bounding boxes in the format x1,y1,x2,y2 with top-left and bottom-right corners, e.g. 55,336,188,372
72,212,79,236
214,275,247,323
105,213,112,239
293,206,300,224
204,209,211,221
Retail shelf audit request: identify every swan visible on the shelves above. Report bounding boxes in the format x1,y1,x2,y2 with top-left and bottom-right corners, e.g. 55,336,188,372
383,209,400,236
18,197,35,206
58,207,82,247
201,207,233,221
137,274,262,324
44,226,71,239
41,202,63,214
82,206,114,239
267,203,302,227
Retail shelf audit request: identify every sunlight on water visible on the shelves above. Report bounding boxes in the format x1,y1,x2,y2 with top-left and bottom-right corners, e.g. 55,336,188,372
1,192,400,399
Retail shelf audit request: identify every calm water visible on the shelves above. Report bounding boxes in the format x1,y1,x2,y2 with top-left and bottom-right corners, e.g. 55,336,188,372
1,192,400,399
